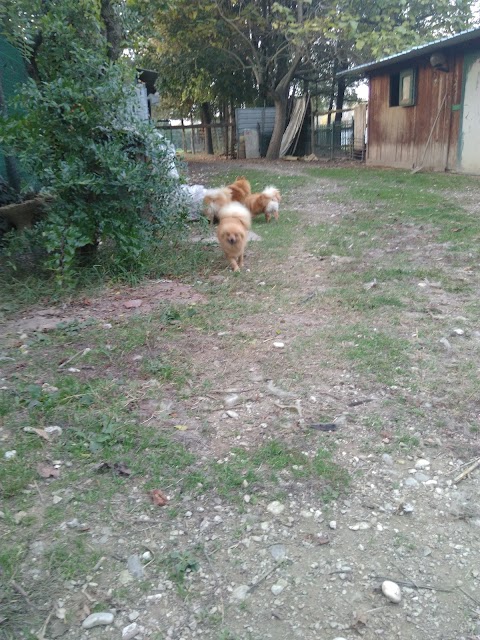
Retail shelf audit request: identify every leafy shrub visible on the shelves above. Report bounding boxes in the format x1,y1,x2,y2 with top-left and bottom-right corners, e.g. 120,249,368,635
0,9,187,286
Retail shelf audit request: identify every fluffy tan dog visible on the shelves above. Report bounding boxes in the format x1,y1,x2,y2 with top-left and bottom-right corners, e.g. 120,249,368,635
227,176,251,203
203,187,232,223
216,202,251,272
245,186,281,222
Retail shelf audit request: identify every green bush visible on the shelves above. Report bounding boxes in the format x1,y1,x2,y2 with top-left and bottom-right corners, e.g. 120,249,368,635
0,9,186,286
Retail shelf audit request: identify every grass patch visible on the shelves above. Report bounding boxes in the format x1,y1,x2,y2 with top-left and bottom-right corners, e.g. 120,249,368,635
212,440,349,502
306,168,480,252
323,286,405,312
45,537,102,581
333,325,411,386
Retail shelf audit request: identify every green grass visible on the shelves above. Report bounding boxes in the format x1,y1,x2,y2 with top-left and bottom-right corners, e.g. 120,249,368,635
45,537,102,581
212,441,349,502
333,324,411,386
306,167,480,251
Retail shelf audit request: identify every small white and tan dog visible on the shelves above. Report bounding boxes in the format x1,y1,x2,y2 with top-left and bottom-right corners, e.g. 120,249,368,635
245,186,281,222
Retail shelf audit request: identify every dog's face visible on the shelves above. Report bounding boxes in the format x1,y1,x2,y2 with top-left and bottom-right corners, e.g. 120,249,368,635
218,221,247,258
219,226,246,247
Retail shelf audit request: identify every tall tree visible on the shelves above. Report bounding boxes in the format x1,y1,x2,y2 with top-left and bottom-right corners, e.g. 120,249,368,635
130,0,252,153
215,0,325,159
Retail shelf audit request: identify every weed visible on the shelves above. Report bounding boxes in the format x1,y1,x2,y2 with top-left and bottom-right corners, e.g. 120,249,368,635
160,549,200,596
396,433,420,450
45,537,102,581
0,544,26,579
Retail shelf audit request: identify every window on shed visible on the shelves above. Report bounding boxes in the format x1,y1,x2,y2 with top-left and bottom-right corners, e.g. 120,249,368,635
389,69,416,107
389,72,400,106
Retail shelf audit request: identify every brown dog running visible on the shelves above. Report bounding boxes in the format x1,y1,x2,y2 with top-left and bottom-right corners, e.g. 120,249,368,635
227,176,251,203
203,187,233,224
216,202,251,271
245,186,281,222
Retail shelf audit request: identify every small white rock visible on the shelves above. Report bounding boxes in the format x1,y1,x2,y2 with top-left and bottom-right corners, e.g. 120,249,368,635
231,585,249,601
14,511,28,524
271,579,288,596
349,521,370,531
4,450,16,460
44,425,63,437
273,341,285,348
82,612,114,629
381,580,402,603
128,611,140,622
226,410,239,419
122,622,140,640
224,394,240,408
267,501,285,516
439,337,451,349
415,458,430,469
329,520,337,530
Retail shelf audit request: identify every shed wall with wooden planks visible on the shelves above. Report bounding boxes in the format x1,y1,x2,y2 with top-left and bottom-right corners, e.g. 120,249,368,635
366,42,479,172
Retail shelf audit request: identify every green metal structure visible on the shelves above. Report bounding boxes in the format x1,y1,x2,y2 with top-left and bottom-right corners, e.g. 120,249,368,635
0,37,28,182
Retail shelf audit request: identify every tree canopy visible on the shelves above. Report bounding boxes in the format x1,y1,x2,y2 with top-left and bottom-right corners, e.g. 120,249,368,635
130,0,475,158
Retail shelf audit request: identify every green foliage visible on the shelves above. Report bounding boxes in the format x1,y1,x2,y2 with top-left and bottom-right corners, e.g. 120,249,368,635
0,2,186,286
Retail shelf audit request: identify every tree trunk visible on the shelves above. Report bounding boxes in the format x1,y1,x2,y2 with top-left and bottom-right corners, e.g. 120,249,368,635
26,31,43,82
100,0,123,62
265,91,288,160
265,50,303,160
200,102,214,154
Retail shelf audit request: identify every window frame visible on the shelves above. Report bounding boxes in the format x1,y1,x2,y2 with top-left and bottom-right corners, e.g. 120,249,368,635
398,69,416,107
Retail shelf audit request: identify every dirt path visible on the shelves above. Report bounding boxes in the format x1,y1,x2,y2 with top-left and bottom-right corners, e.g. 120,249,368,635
1,158,480,640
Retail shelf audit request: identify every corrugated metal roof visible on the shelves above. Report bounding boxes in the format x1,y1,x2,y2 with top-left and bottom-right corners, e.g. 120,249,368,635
337,25,480,78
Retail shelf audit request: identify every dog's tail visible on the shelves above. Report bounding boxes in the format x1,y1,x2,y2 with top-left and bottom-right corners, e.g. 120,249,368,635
262,186,281,201
203,186,232,201
217,202,252,229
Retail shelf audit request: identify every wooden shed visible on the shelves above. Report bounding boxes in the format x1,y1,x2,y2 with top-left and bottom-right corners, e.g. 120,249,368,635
338,27,480,174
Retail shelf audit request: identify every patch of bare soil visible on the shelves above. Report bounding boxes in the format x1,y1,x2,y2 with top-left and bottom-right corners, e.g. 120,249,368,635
1,280,205,338
2,159,480,640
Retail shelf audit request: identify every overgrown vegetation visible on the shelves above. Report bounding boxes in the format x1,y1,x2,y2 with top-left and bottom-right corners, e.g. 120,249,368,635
0,1,187,287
